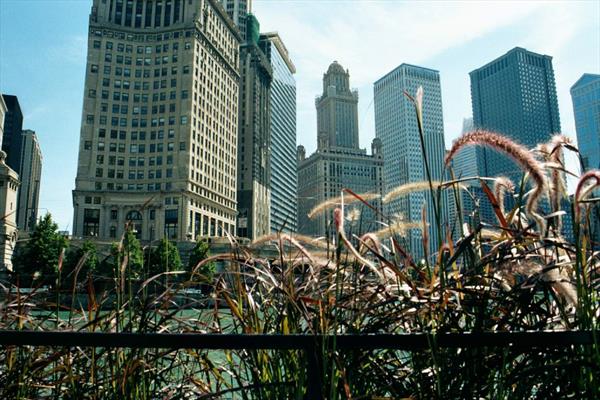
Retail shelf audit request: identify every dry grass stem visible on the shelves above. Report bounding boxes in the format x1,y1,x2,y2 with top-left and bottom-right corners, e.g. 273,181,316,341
308,193,380,219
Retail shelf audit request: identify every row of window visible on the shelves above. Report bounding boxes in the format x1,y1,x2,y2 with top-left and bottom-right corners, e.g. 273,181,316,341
88,89,187,102
91,27,194,42
86,114,188,127
96,168,173,179
94,41,187,54
95,128,177,140
92,181,172,191
84,140,184,153
100,77,179,90
108,0,184,30
95,154,171,166
91,64,190,77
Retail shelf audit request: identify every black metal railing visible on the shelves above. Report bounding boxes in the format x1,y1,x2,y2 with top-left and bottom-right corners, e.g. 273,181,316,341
0,330,595,399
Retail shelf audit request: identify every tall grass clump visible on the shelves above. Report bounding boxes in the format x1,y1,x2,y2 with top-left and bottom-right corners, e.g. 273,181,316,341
1,87,599,399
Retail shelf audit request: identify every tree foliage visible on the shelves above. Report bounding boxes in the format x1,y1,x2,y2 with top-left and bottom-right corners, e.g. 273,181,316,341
147,238,181,277
187,239,215,281
110,230,144,279
61,240,98,286
15,213,68,285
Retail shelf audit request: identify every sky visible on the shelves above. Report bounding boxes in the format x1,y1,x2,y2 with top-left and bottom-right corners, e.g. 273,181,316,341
0,0,599,232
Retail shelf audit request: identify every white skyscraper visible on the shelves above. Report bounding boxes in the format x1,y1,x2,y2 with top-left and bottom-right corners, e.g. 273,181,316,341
374,64,448,259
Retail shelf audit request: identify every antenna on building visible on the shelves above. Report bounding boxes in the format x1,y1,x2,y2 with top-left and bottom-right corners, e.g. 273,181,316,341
248,0,252,13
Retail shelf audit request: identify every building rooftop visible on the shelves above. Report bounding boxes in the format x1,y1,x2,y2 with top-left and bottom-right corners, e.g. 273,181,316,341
374,63,439,86
469,46,552,75
570,73,600,91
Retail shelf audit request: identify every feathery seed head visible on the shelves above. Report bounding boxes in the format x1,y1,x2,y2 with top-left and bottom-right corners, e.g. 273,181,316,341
575,170,600,219
446,130,548,233
308,193,380,219
383,181,441,203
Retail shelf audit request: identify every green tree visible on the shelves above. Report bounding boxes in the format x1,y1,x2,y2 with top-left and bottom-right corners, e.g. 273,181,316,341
147,238,181,277
110,230,144,279
62,240,98,286
15,213,68,285
188,239,215,282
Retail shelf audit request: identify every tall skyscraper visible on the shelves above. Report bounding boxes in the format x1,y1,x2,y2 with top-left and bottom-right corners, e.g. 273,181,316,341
470,47,561,180
451,118,481,179
316,61,359,149
221,0,248,42
73,0,241,241
0,95,20,273
571,73,600,244
259,32,298,234
298,62,383,237
374,63,448,259
235,14,272,239
1,94,24,173
571,74,600,172
448,117,494,230
16,130,42,232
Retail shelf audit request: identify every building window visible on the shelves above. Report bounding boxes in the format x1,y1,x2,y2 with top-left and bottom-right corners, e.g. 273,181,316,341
126,210,143,239
83,209,100,237
164,209,178,239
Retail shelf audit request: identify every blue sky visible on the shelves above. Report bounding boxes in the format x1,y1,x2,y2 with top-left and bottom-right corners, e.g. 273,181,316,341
1,0,599,231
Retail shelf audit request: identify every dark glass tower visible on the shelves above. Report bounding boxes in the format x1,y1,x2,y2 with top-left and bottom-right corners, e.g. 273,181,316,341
470,47,561,180
0,94,24,174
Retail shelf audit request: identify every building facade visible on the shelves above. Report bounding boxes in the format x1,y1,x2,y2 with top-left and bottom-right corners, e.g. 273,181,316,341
374,63,448,259
0,94,24,174
16,130,42,232
316,61,359,150
260,32,297,234
298,62,384,237
571,74,600,172
448,117,494,233
470,47,561,180
220,0,248,42
235,14,272,239
73,0,241,242
571,73,600,244
0,96,20,273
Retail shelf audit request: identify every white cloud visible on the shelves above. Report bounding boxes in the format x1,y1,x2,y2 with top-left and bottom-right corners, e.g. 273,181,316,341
47,34,86,65
254,0,546,153
254,1,598,191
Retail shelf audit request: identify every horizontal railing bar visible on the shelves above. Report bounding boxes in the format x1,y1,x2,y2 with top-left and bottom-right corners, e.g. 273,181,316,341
0,330,595,350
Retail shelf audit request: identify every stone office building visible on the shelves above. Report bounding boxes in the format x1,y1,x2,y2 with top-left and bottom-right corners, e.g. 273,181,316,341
73,0,241,242
297,62,384,237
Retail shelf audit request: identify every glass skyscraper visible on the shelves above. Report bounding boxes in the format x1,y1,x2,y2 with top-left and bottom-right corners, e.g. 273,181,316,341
571,74,600,172
571,73,600,245
236,14,272,240
374,64,448,260
260,33,298,234
470,47,561,181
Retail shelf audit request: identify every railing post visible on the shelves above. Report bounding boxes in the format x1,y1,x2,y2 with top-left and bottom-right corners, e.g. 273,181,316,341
305,337,323,400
